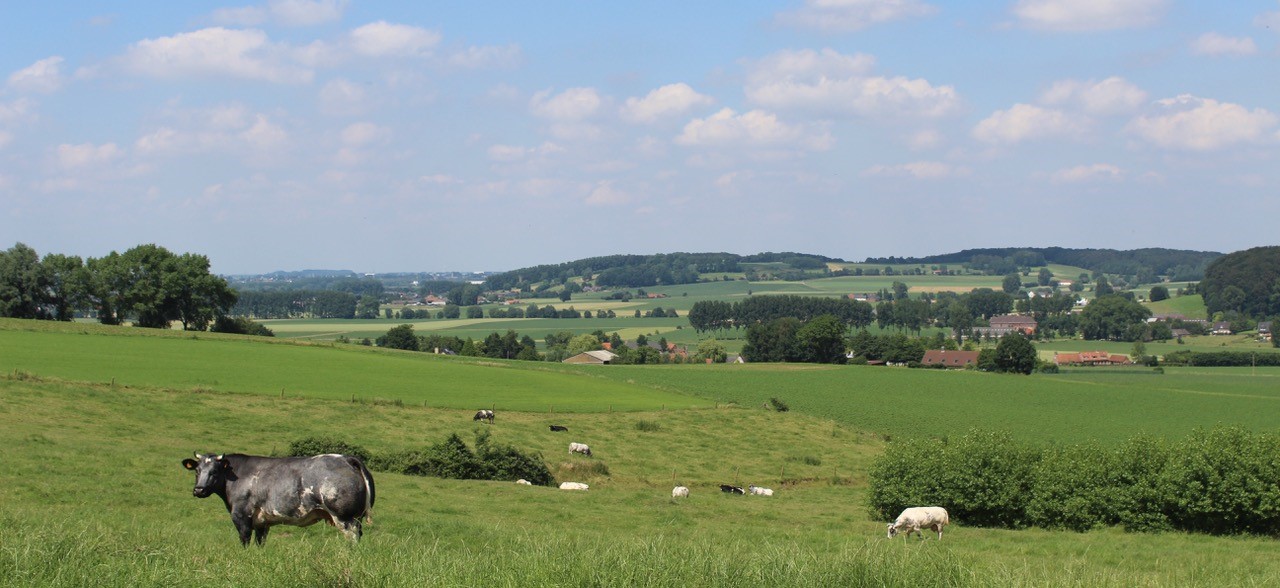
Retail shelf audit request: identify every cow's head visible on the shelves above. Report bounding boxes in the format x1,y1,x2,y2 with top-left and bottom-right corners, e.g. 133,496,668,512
181,453,230,498
886,522,899,538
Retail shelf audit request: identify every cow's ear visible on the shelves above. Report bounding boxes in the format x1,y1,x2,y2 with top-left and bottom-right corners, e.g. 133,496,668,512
182,459,198,470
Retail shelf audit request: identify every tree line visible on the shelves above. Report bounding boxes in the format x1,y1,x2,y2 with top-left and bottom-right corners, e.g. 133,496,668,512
865,246,1218,282
0,242,236,330
483,251,840,291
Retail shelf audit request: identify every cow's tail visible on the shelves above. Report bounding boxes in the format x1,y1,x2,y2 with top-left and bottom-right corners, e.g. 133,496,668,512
346,455,376,525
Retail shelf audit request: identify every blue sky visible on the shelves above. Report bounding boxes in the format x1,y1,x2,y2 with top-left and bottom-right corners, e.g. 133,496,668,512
2,1,1277,274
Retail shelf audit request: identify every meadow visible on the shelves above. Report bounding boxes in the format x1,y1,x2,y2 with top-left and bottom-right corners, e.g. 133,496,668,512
4,319,1280,586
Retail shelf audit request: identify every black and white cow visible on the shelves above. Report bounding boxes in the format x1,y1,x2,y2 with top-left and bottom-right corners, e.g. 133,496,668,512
548,425,569,432
181,452,375,546
720,484,745,495
473,409,495,423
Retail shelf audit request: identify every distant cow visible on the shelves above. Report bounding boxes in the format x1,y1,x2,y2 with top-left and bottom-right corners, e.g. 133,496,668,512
719,484,745,495
473,409,495,423
549,425,569,432
559,482,589,491
181,452,375,546
887,506,950,540
747,484,774,496
672,486,690,498
569,442,592,457
515,479,533,486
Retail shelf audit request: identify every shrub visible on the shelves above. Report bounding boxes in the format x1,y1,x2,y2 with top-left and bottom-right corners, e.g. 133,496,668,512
1163,426,1280,535
285,436,370,463
768,397,790,412
1027,442,1122,531
366,431,555,486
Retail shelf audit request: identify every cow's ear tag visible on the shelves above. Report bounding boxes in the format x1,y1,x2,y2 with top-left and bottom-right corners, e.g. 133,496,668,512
182,459,197,470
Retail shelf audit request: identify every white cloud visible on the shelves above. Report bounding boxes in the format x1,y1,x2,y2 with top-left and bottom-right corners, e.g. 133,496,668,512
1255,5,1280,29
1040,77,1147,116
1190,32,1257,57
972,103,1087,144
445,44,522,69
1126,95,1278,151
56,142,123,168
905,129,943,150
620,83,715,124
776,0,939,32
862,161,970,179
1051,163,1122,183
7,56,65,93
349,21,441,58
0,98,35,124
744,49,959,119
487,142,564,162
530,87,602,121
0,130,12,149
1013,0,1167,32
240,115,288,150
122,27,312,83
134,105,289,157
584,180,629,206
340,122,389,146
318,78,367,115
676,107,833,150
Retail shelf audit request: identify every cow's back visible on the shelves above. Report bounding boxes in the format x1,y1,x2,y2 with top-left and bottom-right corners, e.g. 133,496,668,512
227,454,371,521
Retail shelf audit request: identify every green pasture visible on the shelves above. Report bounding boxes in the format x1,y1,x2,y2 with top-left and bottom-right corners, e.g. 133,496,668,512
1035,333,1275,360
5,371,1280,586
579,363,1280,444
0,323,706,413
1144,293,1208,319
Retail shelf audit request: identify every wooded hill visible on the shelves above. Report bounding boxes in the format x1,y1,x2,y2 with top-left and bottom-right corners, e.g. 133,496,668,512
863,247,1220,281
483,252,844,290
483,248,1220,291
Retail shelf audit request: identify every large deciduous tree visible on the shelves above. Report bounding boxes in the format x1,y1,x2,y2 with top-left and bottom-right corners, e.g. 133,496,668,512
0,243,51,319
994,334,1037,374
1078,294,1152,341
793,314,849,364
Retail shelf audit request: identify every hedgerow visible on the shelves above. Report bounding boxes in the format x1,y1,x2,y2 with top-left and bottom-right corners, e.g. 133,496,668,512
869,426,1280,536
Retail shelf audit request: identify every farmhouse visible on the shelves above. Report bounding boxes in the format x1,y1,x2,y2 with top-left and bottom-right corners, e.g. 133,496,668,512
989,314,1037,334
562,350,619,365
1210,322,1233,336
1053,351,1132,366
1259,321,1272,341
1171,328,1192,339
1148,313,1187,323
920,350,980,368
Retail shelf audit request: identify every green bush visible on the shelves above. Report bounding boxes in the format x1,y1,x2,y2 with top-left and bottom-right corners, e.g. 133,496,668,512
1027,442,1122,531
768,397,789,412
868,426,1280,536
284,436,370,463
1163,426,1280,535
365,431,555,486
634,420,661,432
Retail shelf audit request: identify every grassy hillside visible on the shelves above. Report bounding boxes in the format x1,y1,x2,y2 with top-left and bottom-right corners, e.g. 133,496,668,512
4,363,1280,585
0,319,707,412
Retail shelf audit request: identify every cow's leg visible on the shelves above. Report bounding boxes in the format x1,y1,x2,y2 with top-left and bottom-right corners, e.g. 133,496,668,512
232,515,254,547
335,517,362,543
254,525,270,546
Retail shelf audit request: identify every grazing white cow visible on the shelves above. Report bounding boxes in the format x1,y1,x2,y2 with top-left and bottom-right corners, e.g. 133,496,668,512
887,507,950,540
559,482,589,491
515,479,533,485
568,442,592,457
747,484,773,496
672,486,690,498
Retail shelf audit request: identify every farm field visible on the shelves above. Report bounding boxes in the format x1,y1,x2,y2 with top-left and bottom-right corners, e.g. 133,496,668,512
5,367,1280,586
0,320,706,413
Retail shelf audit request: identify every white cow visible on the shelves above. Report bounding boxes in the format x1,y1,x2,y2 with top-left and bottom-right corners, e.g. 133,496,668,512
887,506,950,540
568,442,592,457
672,486,690,498
747,484,773,496
559,482,589,491
515,479,533,485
